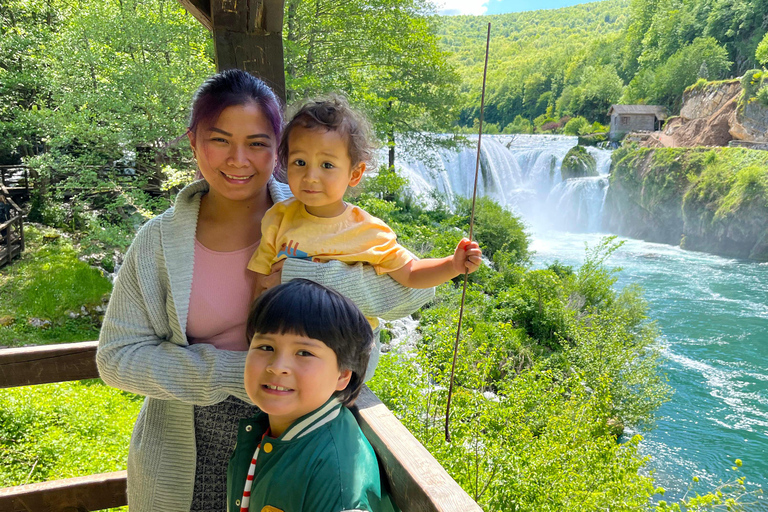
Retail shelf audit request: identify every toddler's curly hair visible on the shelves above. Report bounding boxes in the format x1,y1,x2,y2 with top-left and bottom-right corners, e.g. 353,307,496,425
278,95,377,172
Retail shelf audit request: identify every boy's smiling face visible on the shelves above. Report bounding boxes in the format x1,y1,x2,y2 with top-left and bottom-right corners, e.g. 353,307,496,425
244,331,352,437
285,126,365,218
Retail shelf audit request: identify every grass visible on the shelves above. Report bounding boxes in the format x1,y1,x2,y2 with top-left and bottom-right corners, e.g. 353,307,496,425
1,223,135,511
0,380,140,512
0,224,112,348
0,380,141,486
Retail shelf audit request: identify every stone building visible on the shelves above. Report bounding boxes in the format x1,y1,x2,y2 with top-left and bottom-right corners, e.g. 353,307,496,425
608,105,667,140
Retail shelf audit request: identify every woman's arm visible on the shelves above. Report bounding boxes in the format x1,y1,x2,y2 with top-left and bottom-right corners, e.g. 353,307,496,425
96,220,250,405
280,258,434,320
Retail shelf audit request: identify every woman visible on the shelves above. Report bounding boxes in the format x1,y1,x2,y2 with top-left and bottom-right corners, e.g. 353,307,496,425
96,69,433,512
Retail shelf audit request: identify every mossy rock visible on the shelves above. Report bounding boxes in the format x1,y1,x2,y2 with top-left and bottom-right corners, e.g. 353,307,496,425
561,145,597,179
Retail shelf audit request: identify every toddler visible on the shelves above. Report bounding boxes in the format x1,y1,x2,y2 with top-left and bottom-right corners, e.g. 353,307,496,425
248,96,482,321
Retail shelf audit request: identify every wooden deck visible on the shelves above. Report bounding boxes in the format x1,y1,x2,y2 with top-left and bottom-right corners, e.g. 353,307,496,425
0,341,483,511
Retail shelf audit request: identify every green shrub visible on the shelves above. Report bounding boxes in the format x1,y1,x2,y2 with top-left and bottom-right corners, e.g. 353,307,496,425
757,85,768,107
455,196,530,265
368,234,681,510
359,165,410,201
756,32,768,66
563,116,589,136
740,69,763,101
503,115,534,134
714,165,768,220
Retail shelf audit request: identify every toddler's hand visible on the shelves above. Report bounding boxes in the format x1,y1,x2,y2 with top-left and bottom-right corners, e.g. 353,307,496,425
262,260,285,291
453,238,482,275
252,261,285,300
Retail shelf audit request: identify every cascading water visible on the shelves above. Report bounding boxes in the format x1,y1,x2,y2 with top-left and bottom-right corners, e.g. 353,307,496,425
396,134,613,231
396,134,768,509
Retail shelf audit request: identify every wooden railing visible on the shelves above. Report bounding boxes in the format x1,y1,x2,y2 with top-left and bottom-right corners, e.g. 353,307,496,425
0,183,25,268
0,165,30,195
0,341,483,512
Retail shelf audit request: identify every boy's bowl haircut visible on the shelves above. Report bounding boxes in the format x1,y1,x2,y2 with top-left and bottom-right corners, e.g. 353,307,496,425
246,279,374,406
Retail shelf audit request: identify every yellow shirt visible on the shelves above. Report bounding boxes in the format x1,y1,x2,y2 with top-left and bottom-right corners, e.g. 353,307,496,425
248,198,413,328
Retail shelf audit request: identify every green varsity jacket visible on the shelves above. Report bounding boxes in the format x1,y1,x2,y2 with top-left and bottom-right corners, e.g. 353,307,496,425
227,397,398,512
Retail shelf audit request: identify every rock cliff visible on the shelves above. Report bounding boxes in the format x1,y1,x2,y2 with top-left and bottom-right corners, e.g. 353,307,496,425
604,146,768,261
730,100,768,143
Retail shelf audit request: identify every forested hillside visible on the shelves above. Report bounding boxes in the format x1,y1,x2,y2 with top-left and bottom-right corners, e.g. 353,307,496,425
442,0,768,132
439,0,630,130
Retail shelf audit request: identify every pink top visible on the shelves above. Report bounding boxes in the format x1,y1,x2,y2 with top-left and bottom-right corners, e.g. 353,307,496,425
186,238,260,351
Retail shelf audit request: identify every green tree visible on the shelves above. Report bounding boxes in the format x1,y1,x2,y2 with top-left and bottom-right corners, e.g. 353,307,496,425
41,0,214,163
648,37,731,109
756,32,768,66
283,0,458,168
503,115,533,134
564,65,624,122
563,116,589,135
0,0,60,163
1,0,214,231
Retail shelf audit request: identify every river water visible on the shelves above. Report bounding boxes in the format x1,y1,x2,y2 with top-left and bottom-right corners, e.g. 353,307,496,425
398,134,767,507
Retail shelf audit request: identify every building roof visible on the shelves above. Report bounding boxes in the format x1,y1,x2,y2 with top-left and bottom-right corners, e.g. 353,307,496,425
609,104,667,119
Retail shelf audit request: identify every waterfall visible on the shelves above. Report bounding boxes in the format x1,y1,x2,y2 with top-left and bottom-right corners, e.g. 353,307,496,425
396,134,614,233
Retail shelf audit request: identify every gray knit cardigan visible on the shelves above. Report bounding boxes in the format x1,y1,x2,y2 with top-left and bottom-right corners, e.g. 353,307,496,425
97,179,434,512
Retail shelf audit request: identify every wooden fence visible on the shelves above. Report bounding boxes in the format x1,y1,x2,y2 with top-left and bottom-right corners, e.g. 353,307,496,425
0,341,483,512
0,183,25,268
0,165,30,196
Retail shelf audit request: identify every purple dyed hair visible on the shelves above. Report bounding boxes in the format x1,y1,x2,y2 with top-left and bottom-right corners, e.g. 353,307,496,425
189,69,284,179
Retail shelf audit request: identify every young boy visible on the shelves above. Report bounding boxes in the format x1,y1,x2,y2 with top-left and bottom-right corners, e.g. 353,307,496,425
247,96,483,309
227,279,398,512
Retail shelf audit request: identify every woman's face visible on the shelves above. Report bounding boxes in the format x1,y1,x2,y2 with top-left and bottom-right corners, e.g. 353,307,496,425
188,102,278,204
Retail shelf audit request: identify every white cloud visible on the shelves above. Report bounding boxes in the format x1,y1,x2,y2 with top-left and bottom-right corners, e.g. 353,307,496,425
435,0,488,15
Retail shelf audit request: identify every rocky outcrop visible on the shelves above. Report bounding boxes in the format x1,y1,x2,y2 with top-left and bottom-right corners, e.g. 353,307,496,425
604,146,768,261
663,96,736,147
730,100,768,143
561,146,597,179
680,81,741,120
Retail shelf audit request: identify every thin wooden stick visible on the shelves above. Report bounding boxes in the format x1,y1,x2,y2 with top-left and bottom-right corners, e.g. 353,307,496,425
445,22,491,443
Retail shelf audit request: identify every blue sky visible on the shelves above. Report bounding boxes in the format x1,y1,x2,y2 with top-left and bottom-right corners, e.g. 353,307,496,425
437,0,596,16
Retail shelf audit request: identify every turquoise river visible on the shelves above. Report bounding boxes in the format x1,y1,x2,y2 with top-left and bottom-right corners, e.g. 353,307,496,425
399,134,768,508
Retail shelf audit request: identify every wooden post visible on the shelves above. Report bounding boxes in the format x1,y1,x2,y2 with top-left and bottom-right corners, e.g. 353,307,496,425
210,0,286,102
177,0,287,100
18,215,24,252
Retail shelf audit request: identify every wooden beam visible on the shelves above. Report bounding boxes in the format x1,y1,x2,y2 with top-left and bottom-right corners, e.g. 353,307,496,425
211,0,286,102
177,0,212,31
0,471,127,512
0,341,99,389
353,387,483,512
